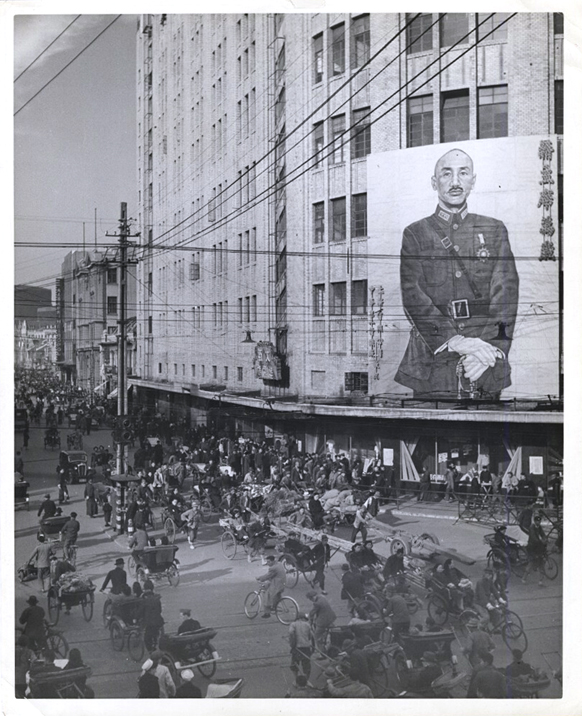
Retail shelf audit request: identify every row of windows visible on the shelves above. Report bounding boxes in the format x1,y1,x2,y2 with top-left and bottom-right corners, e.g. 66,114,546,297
313,280,368,317
314,193,367,243
406,13,511,54
313,15,370,84
158,362,245,383
313,108,371,166
237,295,258,324
237,42,256,83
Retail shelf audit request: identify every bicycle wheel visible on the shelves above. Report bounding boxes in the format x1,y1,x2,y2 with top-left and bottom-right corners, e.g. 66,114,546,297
127,554,136,578
167,564,180,587
128,629,145,662
221,531,237,560
302,565,316,586
244,591,261,619
369,654,390,697
196,645,217,678
276,596,299,625
81,592,94,621
501,621,528,653
427,594,449,626
46,631,69,658
281,556,299,589
103,599,113,628
110,620,125,651
504,609,524,631
47,587,60,626
164,517,176,543
542,555,559,580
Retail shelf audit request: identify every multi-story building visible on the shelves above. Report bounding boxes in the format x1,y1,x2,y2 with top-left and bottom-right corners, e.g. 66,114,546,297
59,250,137,397
132,13,563,484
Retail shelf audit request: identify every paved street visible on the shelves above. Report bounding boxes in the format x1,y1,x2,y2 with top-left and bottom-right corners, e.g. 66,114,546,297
15,425,562,698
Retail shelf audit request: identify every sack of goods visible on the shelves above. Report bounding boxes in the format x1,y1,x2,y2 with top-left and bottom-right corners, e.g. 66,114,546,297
58,572,94,592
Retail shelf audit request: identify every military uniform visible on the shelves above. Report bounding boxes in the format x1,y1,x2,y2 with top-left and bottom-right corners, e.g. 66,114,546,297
395,204,519,398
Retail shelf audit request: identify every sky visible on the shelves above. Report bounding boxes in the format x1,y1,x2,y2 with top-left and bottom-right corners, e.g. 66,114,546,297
13,13,137,295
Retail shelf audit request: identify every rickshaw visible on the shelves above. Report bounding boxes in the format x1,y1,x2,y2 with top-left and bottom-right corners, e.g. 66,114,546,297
131,544,181,587
158,627,220,682
105,597,147,662
44,426,61,450
39,514,70,544
394,630,465,692
47,576,96,625
28,666,93,698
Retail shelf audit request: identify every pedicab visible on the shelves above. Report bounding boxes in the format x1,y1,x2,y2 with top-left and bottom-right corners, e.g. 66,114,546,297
27,666,93,698
132,544,181,587
394,629,464,691
47,572,96,625
105,596,147,662
158,627,220,682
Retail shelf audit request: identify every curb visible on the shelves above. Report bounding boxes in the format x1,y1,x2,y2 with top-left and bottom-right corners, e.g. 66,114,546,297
392,509,458,521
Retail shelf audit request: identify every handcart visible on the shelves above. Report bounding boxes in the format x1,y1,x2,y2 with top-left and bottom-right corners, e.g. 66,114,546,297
47,576,96,625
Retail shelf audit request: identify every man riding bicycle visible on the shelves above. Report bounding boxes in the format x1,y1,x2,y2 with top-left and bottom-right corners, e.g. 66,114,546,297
256,554,286,618
60,512,80,562
474,568,505,626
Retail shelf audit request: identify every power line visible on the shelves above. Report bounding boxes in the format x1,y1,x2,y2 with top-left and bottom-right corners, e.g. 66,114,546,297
14,15,122,116
14,15,82,82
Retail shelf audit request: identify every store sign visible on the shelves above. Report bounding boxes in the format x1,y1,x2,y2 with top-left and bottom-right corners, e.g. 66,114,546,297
55,278,64,362
253,341,282,381
383,448,394,466
529,456,544,475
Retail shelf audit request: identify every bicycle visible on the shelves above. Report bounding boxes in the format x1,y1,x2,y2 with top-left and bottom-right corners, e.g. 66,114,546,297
459,605,528,652
244,582,299,625
60,539,78,568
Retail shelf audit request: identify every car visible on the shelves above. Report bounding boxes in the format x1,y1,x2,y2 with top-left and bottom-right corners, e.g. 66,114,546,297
58,450,89,484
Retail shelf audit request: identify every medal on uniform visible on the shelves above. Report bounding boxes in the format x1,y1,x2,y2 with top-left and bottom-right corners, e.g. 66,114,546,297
476,233,490,262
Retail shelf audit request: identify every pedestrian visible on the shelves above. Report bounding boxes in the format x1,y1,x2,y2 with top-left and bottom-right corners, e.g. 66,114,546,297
256,554,286,618
102,490,113,527
29,534,53,592
37,493,57,521
19,595,46,651
138,659,160,698
100,557,128,595
180,499,201,550
142,581,165,651
418,467,431,502
351,505,370,543
22,424,30,450
306,590,336,654
383,586,410,641
310,534,331,594
340,563,365,614
462,618,495,667
149,650,176,698
57,468,69,504
174,669,202,698
288,613,313,680
466,652,507,698
444,463,456,502
15,450,24,475
522,512,548,587
84,478,98,517
60,511,80,560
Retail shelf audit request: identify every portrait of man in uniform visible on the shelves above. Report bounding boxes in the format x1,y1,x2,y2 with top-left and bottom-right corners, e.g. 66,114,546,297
394,148,519,399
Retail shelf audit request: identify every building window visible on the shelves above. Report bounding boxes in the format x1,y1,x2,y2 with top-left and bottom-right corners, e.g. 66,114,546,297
313,284,325,316
351,108,371,159
201,365,205,378
351,15,370,68
238,297,243,323
212,365,217,380
107,268,117,284
158,362,162,374
245,296,250,323
555,80,564,134
478,85,508,138
330,197,347,242
345,371,368,393
478,12,510,41
351,193,367,237
441,90,470,142
407,13,433,53
251,295,257,323
330,282,347,315
313,202,325,243
313,121,324,168
554,12,564,34
107,296,118,315
313,33,323,83
190,261,200,281
351,279,368,315
440,13,469,47
408,94,434,147
191,364,196,377
174,363,178,375
148,316,152,334
330,114,346,165
224,366,228,381
330,23,345,76
237,366,243,382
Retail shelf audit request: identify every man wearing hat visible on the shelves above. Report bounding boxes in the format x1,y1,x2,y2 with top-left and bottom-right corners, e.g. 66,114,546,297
149,650,176,698
474,568,504,625
288,613,313,680
100,557,128,595
138,659,160,698
142,581,164,651
463,619,495,667
29,534,54,592
37,494,57,521
175,669,202,698
256,554,286,618
19,596,46,651
309,534,331,595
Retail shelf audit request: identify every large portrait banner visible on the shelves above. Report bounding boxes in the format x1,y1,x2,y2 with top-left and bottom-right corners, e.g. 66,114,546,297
367,136,560,401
